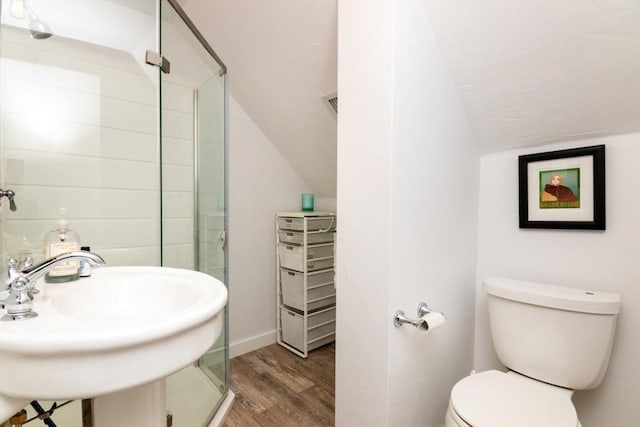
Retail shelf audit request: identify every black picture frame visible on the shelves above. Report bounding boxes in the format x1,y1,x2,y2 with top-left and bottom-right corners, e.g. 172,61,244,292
518,145,605,230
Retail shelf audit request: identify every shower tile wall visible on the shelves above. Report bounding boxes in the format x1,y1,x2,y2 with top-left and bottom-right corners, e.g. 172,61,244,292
0,26,194,268
162,77,195,269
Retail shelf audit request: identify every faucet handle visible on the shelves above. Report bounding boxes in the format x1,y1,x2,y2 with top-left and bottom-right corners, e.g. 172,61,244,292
5,258,19,285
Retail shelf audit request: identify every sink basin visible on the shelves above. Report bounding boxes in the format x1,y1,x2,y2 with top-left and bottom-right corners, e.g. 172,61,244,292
0,266,227,401
52,269,206,320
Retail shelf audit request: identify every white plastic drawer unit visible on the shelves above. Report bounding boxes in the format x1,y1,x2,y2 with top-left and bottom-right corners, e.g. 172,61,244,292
277,216,336,232
277,230,335,245
280,306,336,352
280,268,336,312
277,243,334,272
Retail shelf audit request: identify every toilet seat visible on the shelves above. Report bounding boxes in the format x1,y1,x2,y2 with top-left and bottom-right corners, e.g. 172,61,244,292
449,370,579,427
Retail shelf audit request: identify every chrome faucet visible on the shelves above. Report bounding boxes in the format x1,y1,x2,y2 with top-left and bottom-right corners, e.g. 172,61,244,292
1,251,106,320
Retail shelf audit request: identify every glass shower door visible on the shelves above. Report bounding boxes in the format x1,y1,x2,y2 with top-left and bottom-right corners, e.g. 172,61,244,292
160,1,228,425
0,1,227,425
0,0,160,425
0,0,161,266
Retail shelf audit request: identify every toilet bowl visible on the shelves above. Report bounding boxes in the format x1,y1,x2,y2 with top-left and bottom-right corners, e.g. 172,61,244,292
445,370,581,427
445,277,620,427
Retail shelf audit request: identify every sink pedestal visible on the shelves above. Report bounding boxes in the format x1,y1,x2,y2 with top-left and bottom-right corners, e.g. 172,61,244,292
92,380,166,427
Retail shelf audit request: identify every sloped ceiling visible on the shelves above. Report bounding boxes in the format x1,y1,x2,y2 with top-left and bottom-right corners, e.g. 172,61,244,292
423,0,640,152
182,0,640,197
182,0,338,197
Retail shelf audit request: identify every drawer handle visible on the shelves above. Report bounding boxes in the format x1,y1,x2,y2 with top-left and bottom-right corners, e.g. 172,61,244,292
285,219,293,223
286,232,294,237
287,272,295,276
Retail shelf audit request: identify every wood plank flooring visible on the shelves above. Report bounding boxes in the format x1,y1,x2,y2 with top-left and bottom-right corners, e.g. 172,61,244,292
223,342,335,426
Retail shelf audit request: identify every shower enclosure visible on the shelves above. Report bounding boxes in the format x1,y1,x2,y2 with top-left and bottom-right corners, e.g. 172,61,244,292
0,1,228,426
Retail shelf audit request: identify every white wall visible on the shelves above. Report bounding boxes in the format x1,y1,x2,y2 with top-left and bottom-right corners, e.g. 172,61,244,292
475,133,640,427
336,2,479,425
336,1,394,422
227,95,314,356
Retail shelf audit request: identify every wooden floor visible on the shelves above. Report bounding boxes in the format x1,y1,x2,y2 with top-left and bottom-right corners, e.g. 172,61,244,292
223,342,335,426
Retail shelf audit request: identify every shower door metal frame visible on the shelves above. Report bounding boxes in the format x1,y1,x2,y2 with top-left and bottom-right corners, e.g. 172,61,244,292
161,0,230,423
164,0,227,76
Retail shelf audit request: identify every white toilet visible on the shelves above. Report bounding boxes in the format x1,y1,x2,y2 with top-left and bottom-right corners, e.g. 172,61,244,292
446,277,621,427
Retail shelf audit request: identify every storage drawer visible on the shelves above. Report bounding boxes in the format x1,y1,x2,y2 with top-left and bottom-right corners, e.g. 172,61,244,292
277,216,336,232
280,306,336,352
278,230,335,245
278,243,334,272
281,268,335,311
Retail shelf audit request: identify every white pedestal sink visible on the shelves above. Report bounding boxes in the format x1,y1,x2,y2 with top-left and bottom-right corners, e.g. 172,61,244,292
0,266,228,425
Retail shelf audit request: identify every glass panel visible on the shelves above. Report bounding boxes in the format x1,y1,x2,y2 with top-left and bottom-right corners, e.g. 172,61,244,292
0,0,160,267
0,0,159,425
160,1,227,426
195,69,227,391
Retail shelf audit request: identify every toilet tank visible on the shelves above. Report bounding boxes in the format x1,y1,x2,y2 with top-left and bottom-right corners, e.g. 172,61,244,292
484,277,620,390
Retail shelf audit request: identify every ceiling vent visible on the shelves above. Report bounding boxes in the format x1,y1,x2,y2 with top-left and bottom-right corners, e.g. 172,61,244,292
323,92,338,115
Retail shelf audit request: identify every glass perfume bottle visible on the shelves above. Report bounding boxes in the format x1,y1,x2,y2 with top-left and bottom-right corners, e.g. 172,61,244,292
44,208,80,283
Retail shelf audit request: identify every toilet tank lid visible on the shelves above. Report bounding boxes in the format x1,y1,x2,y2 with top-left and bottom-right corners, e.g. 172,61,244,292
484,277,621,314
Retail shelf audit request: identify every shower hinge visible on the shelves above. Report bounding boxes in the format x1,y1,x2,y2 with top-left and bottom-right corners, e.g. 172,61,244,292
145,50,171,74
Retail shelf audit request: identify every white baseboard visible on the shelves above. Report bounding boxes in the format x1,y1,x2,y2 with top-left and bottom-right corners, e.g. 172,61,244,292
229,330,277,358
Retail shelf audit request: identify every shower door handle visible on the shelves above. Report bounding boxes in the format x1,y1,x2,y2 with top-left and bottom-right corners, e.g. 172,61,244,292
218,230,227,251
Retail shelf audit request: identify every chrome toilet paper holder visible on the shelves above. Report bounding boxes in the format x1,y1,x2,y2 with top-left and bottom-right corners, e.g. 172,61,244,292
393,302,443,331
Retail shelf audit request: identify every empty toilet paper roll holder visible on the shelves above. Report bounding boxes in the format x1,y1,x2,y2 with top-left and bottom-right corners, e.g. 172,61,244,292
393,302,443,331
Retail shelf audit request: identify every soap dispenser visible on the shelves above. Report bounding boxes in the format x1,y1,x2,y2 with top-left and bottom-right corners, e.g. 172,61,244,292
44,207,80,283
